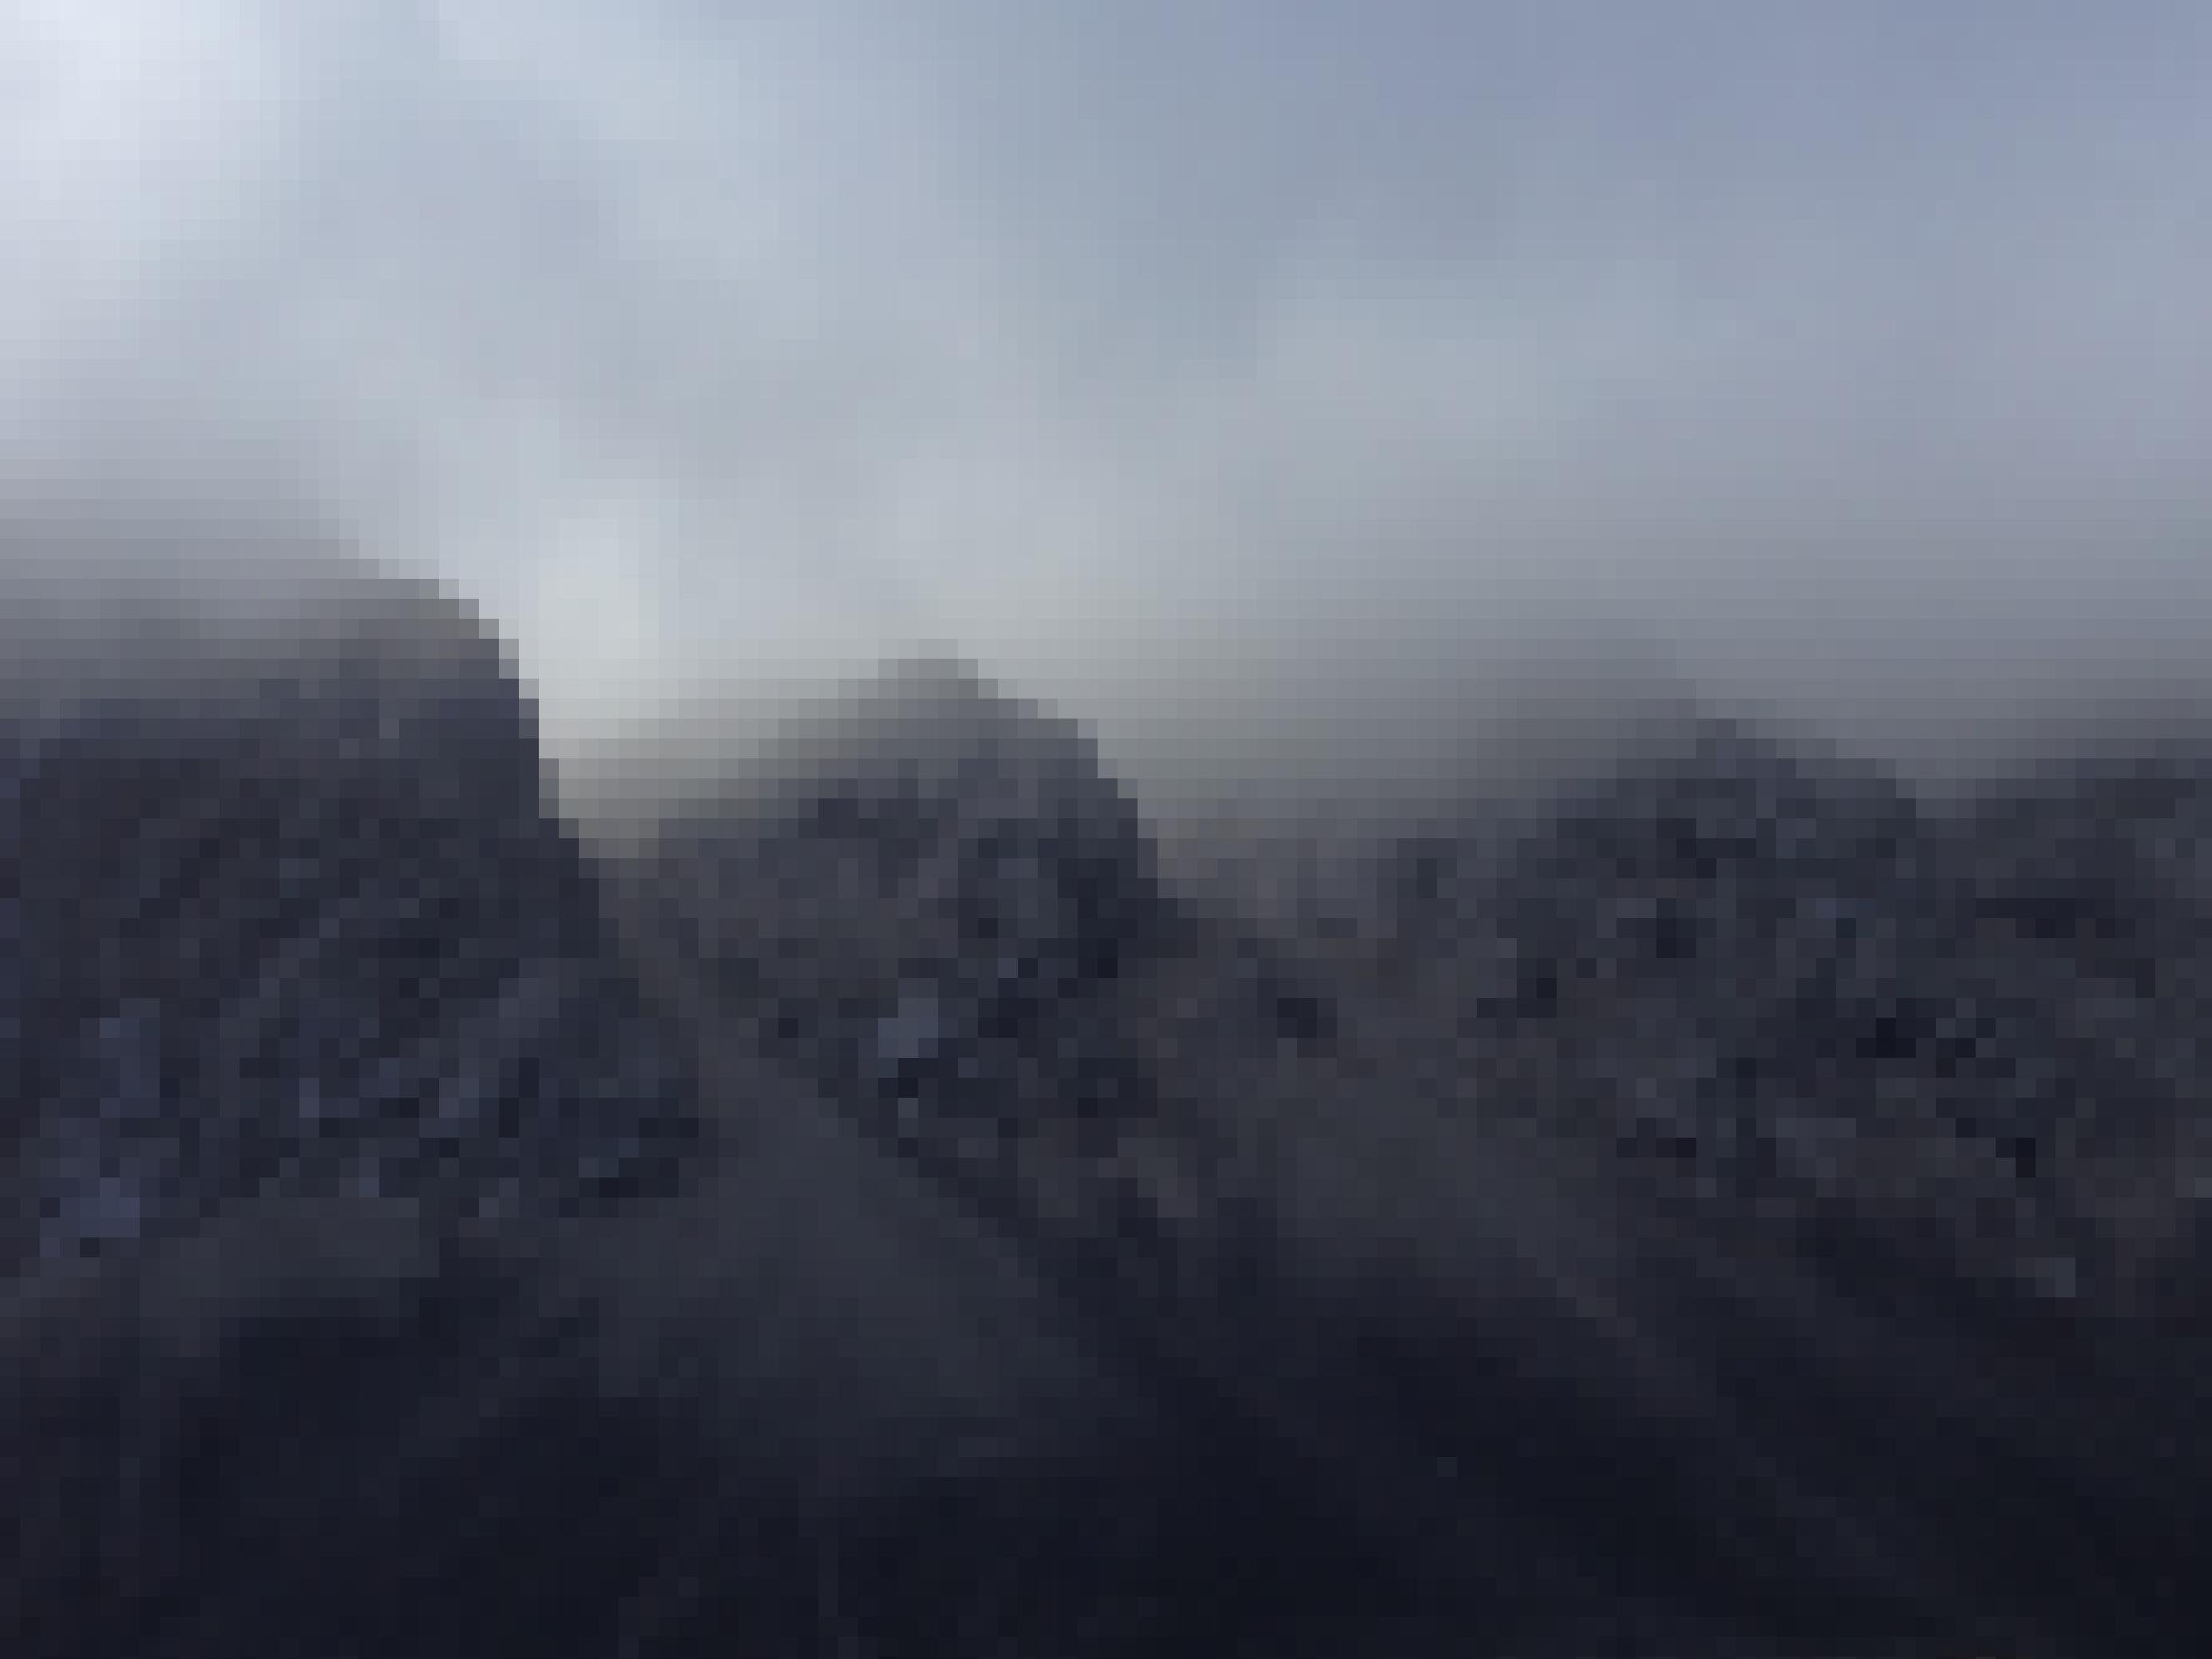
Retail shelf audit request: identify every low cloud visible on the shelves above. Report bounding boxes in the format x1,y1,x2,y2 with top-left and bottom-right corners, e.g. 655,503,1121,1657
4,0,2208,806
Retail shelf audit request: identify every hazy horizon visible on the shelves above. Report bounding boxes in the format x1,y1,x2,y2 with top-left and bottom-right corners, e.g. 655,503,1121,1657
6,2,2209,815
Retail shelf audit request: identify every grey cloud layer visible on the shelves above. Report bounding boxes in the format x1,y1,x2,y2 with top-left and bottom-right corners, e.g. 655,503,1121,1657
3,0,2208,794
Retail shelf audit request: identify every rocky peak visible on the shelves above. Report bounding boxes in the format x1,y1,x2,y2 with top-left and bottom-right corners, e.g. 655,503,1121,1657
2,545,706,1271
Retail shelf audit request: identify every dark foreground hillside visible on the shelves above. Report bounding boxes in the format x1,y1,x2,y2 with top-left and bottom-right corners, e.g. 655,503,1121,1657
618,663,2212,1657
9,573,2212,1658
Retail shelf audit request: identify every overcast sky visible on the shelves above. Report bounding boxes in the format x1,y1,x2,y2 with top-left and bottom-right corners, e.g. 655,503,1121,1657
5,1,2209,805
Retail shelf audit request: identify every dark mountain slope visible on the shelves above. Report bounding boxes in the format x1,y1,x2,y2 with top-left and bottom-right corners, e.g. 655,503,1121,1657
0,564,1394,1659
618,656,1332,1239
1354,713,2212,1308
1,551,707,1267
618,667,2185,1655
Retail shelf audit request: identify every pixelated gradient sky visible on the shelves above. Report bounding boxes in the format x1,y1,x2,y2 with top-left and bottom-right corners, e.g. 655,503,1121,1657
3,2,2208,802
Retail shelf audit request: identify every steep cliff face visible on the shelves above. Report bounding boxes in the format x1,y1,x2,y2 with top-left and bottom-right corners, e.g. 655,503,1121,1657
0,545,706,1269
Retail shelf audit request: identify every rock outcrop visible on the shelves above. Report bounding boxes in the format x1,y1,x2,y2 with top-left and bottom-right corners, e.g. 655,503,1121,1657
1359,712,2212,1311
627,660,1197,1152
1,541,706,1269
